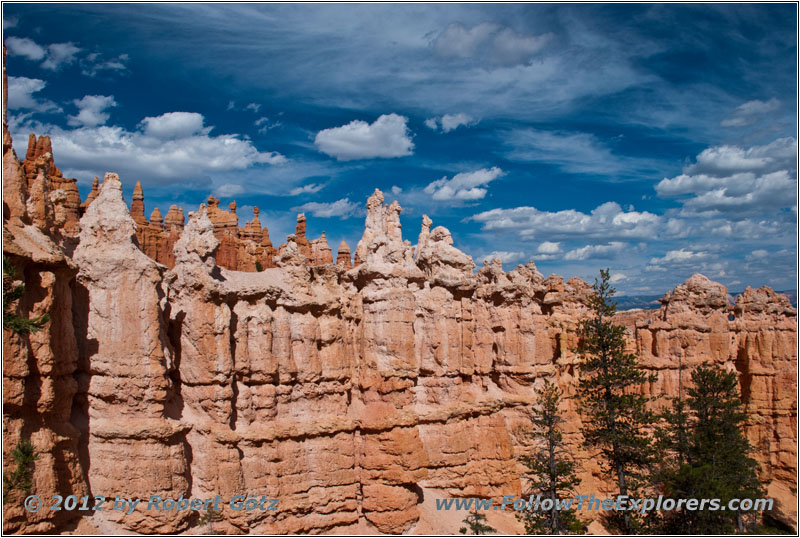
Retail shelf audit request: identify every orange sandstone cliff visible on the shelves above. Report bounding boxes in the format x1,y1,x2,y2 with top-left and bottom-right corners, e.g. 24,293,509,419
2,61,797,536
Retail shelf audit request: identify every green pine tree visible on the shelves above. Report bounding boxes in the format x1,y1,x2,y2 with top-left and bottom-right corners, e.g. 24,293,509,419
3,439,38,503
655,363,763,534
518,380,585,534
3,256,49,335
459,510,496,535
576,268,656,534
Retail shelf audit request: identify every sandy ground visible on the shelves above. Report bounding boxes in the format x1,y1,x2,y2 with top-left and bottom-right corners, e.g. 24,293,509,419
411,487,524,535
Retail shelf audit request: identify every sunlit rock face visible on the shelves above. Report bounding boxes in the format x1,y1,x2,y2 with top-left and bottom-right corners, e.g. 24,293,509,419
2,63,797,534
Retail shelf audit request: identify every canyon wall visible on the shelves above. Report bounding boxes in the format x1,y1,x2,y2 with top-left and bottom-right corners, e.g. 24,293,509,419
2,72,796,534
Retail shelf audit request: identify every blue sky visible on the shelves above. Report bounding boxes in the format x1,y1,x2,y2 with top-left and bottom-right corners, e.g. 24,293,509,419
3,3,797,294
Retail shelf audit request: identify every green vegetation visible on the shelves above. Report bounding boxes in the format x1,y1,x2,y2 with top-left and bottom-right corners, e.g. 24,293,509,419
459,510,496,535
255,260,264,272
518,380,585,534
197,507,223,534
576,268,656,534
3,256,49,335
3,439,37,503
653,363,763,533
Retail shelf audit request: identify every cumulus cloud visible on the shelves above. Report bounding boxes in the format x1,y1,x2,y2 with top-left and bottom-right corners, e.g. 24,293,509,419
564,241,627,261
68,95,117,127
391,185,403,195
609,273,628,283
656,137,797,217
5,37,46,61
648,248,709,265
6,36,82,70
537,241,561,254
12,111,285,184
6,76,59,112
140,112,208,139
425,113,476,133
6,35,126,75
432,22,549,66
424,166,505,201
721,98,780,127
289,183,324,196
481,251,526,264
314,113,413,161
41,42,81,70
293,198,361,218
470,201,660,240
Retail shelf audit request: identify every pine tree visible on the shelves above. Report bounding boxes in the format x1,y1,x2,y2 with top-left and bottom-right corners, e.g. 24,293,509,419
518,380,584,534
655,363,762,534
459,510,496,535
3,439,38,503
3,256,49,335
576,268,656,533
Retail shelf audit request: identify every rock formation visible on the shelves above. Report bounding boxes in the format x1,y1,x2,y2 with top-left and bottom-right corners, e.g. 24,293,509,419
2,55,797,533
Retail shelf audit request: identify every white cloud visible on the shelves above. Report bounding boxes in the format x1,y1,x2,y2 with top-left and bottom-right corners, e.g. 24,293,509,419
254,116,281,134
537,241,561,254
504,128,660,178
648,249,709,265
686,137,796,177
433,22,499,59
12,111,286,184
432,22,549,66
424,166,505,201
656,137,797,218
214,183,246,198
470,201,660,240
293,198,361,218
425,112,476,133
68,95,117,127
746,249,769,262
5,37,46,61
391,185,403,195
81,52,129,77
564,242,627,261
721,98,780,127
245,103,261,113
609,273,628,283
3,16,18,30
140,112,208,139
289,183,324,196
490,27,551,66
41,42,81,70
481,251,525,264
6,76,59,112
314,113,413,160
6,36,125,75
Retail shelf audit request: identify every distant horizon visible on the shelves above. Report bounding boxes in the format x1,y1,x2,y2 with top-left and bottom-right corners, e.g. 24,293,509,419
3,3,796,294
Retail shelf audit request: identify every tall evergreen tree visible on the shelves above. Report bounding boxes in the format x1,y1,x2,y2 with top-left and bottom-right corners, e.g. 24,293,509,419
655,363,763,534
518,380,584,534
576,268,656,533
